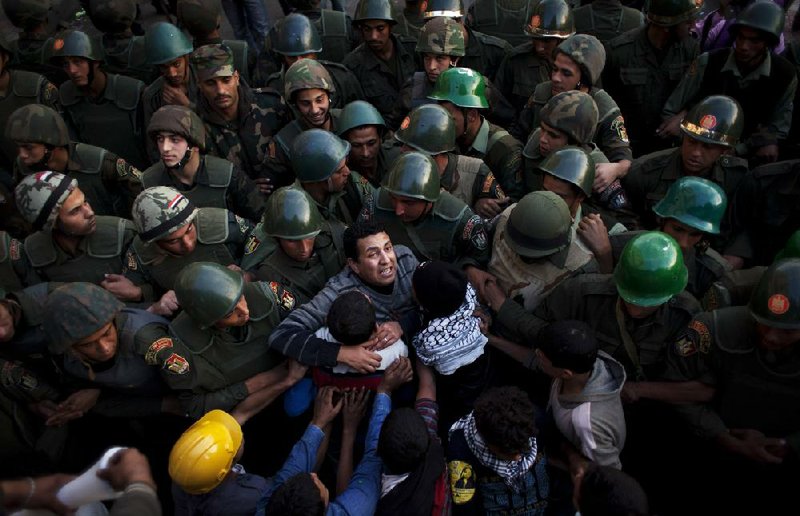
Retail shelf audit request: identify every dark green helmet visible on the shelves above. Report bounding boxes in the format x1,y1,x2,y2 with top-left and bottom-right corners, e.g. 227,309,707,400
6,104,70,147
614,232,688,307
337,100,387,137
775,230,800,262
730,0,785,46
50,30,104,62
177,0,222,37
292,129,351,182
148,105,207,152
87,0,136,33
506,191,572,258
262,187,323,240
272,13,323,56
174,262,244,330
680,95,743,148
428,67,489,109
538,146,595,197
382,151,441,202
523,0,575,39
394,104,456,155
43,282,124,354
1,0,50,29
353,0,395,24
416,16,465,56
748,258,800,329
145,22,194,65
284,58,336,102
653,176,727,235
645,0,700,26
423,0,464,19
540,90,599,145
555,34,606,86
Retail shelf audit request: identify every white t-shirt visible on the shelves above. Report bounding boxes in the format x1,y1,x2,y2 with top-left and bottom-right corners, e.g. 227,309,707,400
314,326,408,374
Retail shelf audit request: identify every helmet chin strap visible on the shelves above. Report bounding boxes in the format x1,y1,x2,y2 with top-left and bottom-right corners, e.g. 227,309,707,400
29,146,54,172
166,147,193,171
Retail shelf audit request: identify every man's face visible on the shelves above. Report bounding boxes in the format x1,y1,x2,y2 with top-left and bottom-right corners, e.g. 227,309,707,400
734,27,768,69
282,53,318,67
660,219,704,252
16,142,49,168
279,237,316,263
622,299,660,319
295,88,330,127
158,56,189,87
156,132,191,167
348,231,397,286
533,37,559,63
199,72,240,111
156,221,197,256
0,302,15,342
215,295,250,328
756,322,800,352
62,56,93,87
551,53,581,95
359,20,392,53
423,53,454,84
345,126,381,170
680,136,726,175
542,174,583,216
57,188,96,236
328,158,351,192
390,193,431,222
440,101,467,138
73,321,117,364
539,122,569,156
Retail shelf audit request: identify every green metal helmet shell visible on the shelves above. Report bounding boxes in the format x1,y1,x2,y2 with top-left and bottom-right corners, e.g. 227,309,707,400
1,0,50,29
14,171,78,231
174,262,244,329
148,105,207,152
614,232,688,307
680,95,744,148
272,13,323,56
428,67,489,109
284,58,336,102
538,146,595,197
87,0,136,33
145,22,194,65
748,258,800,329
555,34,606,86
382,151,441,202
653,176,727,235
43,282,124,354
291,129,351,182
132,186,198,243
50,30,104,62
645,0,700,26
775,230,800,262
506,191,572,258
730,0,785,46
353,0,396,23
540,90,599,145
423,0,464,18
394,103,456,155
416,16,465,56
6,104,70,147
262,186,323,240
524,0,575,39
337,100,386,137
177,0,222,36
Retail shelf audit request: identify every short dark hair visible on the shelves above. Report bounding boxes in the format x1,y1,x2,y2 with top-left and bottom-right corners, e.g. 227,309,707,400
327,290,376,345
473,386,537,455
378,408,430,474
538,320,598,374
343,221,386,261
412,261,468,319
579,465,649,516
265,473,325,516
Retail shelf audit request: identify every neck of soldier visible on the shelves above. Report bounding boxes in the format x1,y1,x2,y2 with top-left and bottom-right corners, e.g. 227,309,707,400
373,35,395,62
459,115,483,150
169,150,201,186
47,147,70,172
85,68,108,99
646,24,671,50
303,181,330,205
52,226,86,256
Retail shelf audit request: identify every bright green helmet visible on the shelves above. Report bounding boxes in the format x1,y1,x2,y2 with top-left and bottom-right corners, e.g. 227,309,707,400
284,58,336,102
6,104,70,147
506,191,572,258
523,0,575,39
645,0,700,27
43,282,124,354
50,30,104,62
775,230,800,262
730,0,785,46
2,0,50,29
416,16,465,56
174,262,244,330
291,129,351,183
540,90,599,146
653,176,727,235
394,104,456,155
382,151,441,202
748,258,800,330
614,232,688,307
262,187,323,240
428,67,489,109
538,146,595,197
87,0,136,33
14,171,78,231
353,0,396,24
145,22,194,65
680,95,743,149
555,34,606,86
132,186,198,243
272,13,323,56
148,105,207,152
423,0,464,19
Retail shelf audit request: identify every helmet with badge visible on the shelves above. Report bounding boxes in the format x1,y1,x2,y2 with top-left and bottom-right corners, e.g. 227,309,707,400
748,258,800,329
680,95,743,149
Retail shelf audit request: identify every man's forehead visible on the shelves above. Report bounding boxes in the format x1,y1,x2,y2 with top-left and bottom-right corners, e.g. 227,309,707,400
358,232,391,250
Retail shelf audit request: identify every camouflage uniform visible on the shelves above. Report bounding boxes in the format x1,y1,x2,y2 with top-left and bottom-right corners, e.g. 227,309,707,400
1,0,68,85
87,0,155,84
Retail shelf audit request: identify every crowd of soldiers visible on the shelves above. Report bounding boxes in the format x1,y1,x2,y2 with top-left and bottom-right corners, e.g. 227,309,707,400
0,0,799,514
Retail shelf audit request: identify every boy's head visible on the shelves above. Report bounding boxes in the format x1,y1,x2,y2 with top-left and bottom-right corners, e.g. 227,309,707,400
327,290,376,345
378,407,430,474
578,465,649,516
536,320,598,378
265,472,327,516
473,386,537,461
412,260,468,319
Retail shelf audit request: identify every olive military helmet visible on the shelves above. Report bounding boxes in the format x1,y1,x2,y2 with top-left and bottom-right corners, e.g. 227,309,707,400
538,146,595,197
272,13,323,56
614,231,688,307
775,230,800,262
50,29,104,62
645,0,700,27
382,151,441,202
87,0,136,33
337,100,387,138
132,186,198,244
653,176,727,235
394,104,457,155
680,95,743,148
428,67,489,109
6,104,70,147
177,0,222,36
145,22,194,65
14,171,78,231
284,58,336,102
523,0,575,39
540,90,599,146
748,258,800,330
555,34,606,87
148,105,207,152
506,191,572,260
730,0,785,47
416,16,466,57
174,262,244,329
1,0,50,29
43,282,124,354
170,410,243,494
292,129,351,182
353,0,396,24
423,0,464,18
262,187,323,240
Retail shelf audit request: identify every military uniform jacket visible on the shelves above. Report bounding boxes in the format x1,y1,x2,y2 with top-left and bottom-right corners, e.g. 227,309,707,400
304,8,360,63
460,27,511,83
467,0,531,47
522,131,609,194
269,110,342,188
294,171,375,226
264,61,365,110
463,119,524,201
10,33,68,86
391,4,425,40
440,153,502,209
573,0,643,43
495,42,551,112
98,34,156,84
142,73,199,161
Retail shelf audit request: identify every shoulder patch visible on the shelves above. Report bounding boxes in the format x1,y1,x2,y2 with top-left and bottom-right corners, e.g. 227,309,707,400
9,239,21,261
116,158,142,180
481,172,496,194
235,214,251,235
674,335,697,357
611,116,629,143
125,249,138,271
462,215,488,250
269,281,296,311
145,337,173,366
676,319,711,356
164,353,190,375
448,460,477,504
244,234,260,255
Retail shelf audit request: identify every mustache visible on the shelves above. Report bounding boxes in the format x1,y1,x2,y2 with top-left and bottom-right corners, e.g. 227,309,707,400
214,94,232,102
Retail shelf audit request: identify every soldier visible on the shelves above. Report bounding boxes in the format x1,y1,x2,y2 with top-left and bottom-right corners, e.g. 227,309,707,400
337,100,399,187
143,105,265,222
280,0,359,64
50,30,148,170
343,0,417,128
392,0,426,40
86,0,155,84
603,0,699,157
241,186,346,305
0,0,67,85
466,0,530,47
7,104,142,219
572,0,643,43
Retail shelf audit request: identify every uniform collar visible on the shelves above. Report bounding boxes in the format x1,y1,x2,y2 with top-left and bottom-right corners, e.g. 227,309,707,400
722,48,772,79
470,118,490,155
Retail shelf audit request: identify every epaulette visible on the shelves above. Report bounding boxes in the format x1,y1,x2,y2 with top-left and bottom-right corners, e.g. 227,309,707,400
474,30,512,51
752,159,800,178
608,28,638,49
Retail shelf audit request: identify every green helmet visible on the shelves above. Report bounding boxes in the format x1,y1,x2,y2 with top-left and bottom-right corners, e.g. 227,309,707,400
730,0,785,46
540,90,599,145
645,0,700,26
555,34,606,86
382,151,441,202
506,191,572,258
177,0,222,36
145,22,194,65
653,176,727,235
87,0,136,33
614,232,688,307
775,230,800,262
132,186,198,243
14,171,78,231
43,282,124,354
423,0,464,19
148,105,207,152
523,0,575,39
428,67,489,109
394,104,456,155
6,105,70,147
284,58,336,102
416,16,465,56
292,129,351,182
748,258,800,329
680,95,743,149
353,0,396,24
538,146,595,197
174,262,244,330
272,13,323,56
50,30,104,63
337,100,387,138
262,187,323,240
1,0,50,29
